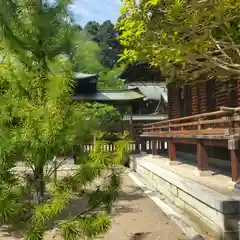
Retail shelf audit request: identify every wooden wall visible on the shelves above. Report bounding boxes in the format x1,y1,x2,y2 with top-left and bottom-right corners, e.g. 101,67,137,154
167,79,239,163
168,87,181,119
191,85,198,115
168,79,238,119
215,81,229,110
236,79,240,106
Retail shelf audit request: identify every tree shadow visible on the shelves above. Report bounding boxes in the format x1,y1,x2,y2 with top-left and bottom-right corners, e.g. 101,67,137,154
0,183,148,239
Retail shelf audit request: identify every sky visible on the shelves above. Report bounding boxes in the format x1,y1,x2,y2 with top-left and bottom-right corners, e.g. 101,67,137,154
70,0,123,26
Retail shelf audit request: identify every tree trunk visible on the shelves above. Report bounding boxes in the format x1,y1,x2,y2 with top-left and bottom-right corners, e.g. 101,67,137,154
33,166,45,204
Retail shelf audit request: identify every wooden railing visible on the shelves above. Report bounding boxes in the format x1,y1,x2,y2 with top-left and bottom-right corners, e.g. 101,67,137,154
141,107,240,138
82,142,136,153
82,141,168,155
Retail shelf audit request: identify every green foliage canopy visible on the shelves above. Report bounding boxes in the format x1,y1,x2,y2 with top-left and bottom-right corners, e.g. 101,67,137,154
71,30,106,74
0,1,129,239
98,65,125,89
117,0,240,82
85,20,122,69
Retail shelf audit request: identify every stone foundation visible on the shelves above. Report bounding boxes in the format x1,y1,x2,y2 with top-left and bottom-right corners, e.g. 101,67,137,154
130,156,240,240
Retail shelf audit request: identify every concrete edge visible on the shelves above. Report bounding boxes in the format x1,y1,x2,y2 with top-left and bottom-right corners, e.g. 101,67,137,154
128,171,199,239
136,158,238,214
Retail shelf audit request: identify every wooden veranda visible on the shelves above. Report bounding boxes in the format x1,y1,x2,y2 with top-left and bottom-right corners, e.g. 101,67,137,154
136,107,240,182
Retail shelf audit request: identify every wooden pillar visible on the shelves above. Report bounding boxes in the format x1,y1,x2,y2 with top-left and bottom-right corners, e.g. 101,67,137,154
152,140,157,155
231,149,240,182
141,139,146,153
135,138,140,154
160,141,165,152
168,140,176,161
197,140,208,171
130,105,133,138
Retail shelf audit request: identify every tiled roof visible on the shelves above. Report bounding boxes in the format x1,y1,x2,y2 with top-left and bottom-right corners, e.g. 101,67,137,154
127,83,168,102
72,89,144,102
75,72,98,79
123,114,168,121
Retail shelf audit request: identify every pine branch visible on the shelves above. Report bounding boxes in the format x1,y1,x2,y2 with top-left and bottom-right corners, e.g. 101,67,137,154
0,13,34,52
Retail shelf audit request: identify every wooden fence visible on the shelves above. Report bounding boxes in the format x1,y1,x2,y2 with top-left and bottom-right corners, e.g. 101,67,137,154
82,140,168,154
82,142,136,153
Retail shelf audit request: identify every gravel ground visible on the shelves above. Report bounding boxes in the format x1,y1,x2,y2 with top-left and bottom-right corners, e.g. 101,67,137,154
0,171,186,240
102,173,186,240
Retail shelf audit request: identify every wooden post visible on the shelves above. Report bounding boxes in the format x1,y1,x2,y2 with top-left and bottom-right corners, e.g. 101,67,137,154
135,138,140,154
141,139,146,153
152,139,157,155
130,105,133,139
230,149,240,182
160,141,165,152
229,139,240,181
197,140,208,171
168,140,176,161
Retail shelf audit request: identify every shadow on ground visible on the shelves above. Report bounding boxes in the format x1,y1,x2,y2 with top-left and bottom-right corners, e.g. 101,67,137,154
0,177,148,239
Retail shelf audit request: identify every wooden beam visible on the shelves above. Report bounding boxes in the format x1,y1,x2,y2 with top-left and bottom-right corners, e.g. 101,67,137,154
203,139,227,148
230,149,240,182
141,132,230,140
168,140,176,161
197,140,208,171
152,140,157,155
172,138,197,145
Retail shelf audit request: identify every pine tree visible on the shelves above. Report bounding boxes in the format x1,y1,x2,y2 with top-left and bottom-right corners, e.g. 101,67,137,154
0,1,129,239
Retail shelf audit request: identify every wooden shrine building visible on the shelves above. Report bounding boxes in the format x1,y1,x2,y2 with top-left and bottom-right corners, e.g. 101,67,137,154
72,69,168,137
139,76,240,181
72,72,147,136
118,62,168,135
72,72,144,103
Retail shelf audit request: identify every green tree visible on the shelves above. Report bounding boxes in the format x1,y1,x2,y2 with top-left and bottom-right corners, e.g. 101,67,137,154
72,30,106,73
71,29,124,90
85,20,122,69
117,0,240,82
0,1,128,239
97,20,122,68
98,65,125,89
84,21,101,42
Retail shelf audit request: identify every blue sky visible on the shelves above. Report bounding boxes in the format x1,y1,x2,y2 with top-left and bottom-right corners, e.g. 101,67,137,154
70,0,122,26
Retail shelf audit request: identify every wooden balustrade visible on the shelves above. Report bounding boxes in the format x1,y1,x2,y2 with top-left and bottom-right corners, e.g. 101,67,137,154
79,140,168,156
82,142,136,153
141,108,240,138
137,107,240,182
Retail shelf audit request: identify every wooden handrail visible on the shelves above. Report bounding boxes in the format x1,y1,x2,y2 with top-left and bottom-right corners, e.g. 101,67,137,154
143,109,232,127
144,118,231,131
140,107,240,137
